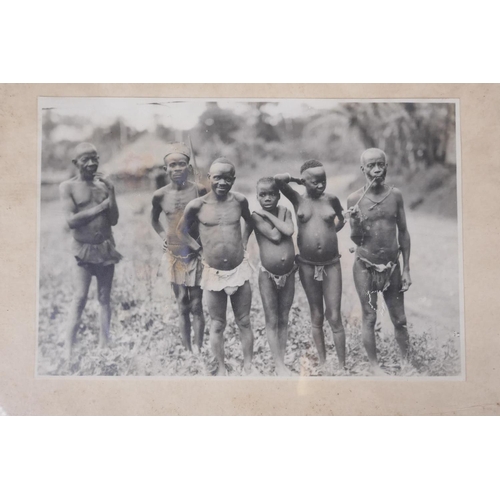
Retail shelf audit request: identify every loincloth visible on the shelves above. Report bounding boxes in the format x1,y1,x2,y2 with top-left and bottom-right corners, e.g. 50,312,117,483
73,237,122,273
201,253,253,295
295,254,341,282
161,248,203,287
259,263,298,289
357,255,399,293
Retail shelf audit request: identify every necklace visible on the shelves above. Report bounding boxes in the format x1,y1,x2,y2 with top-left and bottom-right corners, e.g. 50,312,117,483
363,186,393,211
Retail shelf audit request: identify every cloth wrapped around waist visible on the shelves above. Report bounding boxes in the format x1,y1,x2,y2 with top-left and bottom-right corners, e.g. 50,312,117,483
295,254,341,281
73,236,122,267
357,254,399,292
201,252,253,295
160,246,203,287
259,263,298,289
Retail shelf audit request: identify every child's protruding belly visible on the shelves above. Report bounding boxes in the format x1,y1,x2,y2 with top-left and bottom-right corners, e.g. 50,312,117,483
259,239,295,275
297,218,339,262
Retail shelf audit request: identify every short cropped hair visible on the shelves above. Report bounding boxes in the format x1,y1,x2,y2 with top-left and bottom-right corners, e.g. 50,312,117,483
360,148,387,164
300,159,323,174
256,177,278,192
73,142,97,160
211,157,235,169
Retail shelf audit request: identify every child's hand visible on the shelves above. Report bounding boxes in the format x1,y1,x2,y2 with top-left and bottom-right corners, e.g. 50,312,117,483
252,210,267,218
274,173,291,182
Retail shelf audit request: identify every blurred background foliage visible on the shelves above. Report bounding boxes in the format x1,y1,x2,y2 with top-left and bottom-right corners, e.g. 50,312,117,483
41,101,457,216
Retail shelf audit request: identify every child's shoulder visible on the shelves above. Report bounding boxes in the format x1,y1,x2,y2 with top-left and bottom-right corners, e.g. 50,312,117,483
278,204,291,216
325,192,340,202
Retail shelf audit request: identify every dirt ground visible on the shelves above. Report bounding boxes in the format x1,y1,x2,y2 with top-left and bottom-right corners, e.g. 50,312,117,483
37,173,462,377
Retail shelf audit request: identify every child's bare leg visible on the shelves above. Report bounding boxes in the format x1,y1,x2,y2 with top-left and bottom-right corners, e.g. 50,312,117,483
189,286,205,352
277,276,295,374
206,290,227,375
230,281,254,374
299,265,326,364
96,264,115,349
259,271,288,375
353,260,385,375
65,265,92,358
322,262,346,369
172,284,192,351
383,268,410,363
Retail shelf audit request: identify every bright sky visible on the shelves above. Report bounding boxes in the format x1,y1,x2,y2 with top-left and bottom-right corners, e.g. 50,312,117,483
40,97,345,141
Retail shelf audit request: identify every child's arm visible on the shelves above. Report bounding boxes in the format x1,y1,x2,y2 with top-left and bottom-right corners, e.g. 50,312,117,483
331,195,346,232
274,173,302,207
251,213,282,243
176,200,202,253
255,207,294,237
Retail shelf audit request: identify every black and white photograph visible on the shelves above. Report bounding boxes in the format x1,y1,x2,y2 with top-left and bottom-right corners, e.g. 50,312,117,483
37,97,463,378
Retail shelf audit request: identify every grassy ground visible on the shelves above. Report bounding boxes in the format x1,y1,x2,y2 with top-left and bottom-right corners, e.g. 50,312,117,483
37,179,462,377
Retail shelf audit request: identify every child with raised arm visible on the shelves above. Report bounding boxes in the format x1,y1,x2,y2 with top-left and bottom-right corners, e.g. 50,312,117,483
177,157,255,376
274,160,346,370
252,177,297,376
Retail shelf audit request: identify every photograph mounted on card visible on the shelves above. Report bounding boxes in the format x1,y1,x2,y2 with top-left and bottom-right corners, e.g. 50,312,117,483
37,97,464,379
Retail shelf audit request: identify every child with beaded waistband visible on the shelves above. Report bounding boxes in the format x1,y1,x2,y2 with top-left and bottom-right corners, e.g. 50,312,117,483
345,148,412,375
178,157,255,376
274,160,346,371
151,142,207,353
252,177,297,376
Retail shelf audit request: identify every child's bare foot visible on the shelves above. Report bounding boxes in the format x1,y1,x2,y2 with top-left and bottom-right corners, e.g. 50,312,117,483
215,365,227,376
276,365,293,377
369,363,388,376
243,364,260,376
333,365,349,376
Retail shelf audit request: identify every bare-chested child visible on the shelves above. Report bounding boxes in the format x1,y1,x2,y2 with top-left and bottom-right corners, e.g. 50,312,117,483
275,160,346,370
178,157,255,376
346,148,412,375
59,143,122,359
252,177,296,376
151,142,207,353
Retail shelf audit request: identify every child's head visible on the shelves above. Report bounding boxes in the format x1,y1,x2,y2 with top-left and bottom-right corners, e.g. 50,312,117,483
163,142,191,184
209,157,236,197
256,177,280,210
300,159,326,198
